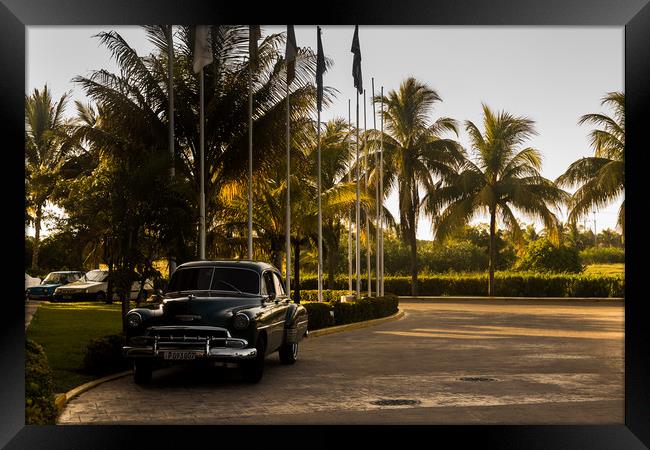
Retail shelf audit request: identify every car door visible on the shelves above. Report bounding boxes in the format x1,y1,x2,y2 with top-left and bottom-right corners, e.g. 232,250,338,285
257,271,288,352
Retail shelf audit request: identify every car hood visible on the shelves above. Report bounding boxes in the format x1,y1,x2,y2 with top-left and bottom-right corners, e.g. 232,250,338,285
160,295,262,327
57,281,103,290
28,283,60,291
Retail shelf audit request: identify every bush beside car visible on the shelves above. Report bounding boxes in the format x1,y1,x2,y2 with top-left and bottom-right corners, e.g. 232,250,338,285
302,294,399,331
83,334,129,376
25,339,58,425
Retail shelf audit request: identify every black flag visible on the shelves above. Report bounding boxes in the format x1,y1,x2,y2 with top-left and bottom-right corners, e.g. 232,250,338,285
351,25,362,94
285,25,297,85
249,25,261,70
316,26,326,112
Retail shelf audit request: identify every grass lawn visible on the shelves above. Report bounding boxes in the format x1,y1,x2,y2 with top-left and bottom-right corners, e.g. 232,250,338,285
584,263,625,276
26,302,124,393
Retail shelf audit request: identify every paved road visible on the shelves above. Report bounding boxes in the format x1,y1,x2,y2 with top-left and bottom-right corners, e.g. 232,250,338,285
58,300,624,425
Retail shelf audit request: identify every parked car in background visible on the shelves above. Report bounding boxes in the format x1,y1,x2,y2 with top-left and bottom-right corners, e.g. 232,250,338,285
53,269,154,302
26,271,84,300
123,260,309,384
25,273,41,291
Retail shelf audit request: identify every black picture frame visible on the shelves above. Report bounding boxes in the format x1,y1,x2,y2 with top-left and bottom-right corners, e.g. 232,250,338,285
3,0,648,448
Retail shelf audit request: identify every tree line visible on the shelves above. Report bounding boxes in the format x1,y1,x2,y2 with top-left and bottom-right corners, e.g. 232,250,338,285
25,25,625,298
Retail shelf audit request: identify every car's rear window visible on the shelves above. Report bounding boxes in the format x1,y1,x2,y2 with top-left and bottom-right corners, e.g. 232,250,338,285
168,267,260,294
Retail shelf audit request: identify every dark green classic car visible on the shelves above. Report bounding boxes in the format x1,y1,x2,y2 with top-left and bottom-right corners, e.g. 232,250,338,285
123,260,308,384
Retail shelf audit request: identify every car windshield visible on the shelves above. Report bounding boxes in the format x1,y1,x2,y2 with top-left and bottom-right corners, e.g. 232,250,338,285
168,267,260,295
84,270,108,282
43,273,66,284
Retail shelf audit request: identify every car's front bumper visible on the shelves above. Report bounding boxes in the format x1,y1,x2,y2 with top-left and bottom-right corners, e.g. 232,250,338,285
123,326,257,361
26,292,54,300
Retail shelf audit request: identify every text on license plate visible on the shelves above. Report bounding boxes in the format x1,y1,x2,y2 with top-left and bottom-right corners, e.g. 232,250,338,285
163,351,196,360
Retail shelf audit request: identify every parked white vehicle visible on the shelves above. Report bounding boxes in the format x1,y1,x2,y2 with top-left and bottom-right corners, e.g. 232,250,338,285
25,273,41,290
53,269,154,302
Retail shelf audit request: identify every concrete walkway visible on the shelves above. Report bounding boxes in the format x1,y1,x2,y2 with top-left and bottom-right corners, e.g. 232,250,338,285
25,299,43,330
58,299,623,425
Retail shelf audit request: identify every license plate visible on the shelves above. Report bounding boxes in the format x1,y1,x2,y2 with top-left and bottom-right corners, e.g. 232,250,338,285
163,351,196,360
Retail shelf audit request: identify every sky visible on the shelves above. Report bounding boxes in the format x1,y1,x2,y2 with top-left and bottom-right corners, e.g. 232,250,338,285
27,25,624,240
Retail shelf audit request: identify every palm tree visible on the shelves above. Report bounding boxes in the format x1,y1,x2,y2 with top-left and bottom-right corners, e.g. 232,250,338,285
430,104,569,295
371,77,463,295
556,92,625,236
73,25,326,259
25,85,71,270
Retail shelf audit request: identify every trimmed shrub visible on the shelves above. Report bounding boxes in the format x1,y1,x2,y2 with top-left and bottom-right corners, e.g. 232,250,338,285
25,339,58,425
295,290,350,302
302,294,399,330
515,238,582,273
83,334,129,376
301,273,623,297
580,246,625,264
302,302,334,330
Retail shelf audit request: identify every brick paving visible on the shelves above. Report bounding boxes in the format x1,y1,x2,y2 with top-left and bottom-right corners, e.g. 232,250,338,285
57,300,624,424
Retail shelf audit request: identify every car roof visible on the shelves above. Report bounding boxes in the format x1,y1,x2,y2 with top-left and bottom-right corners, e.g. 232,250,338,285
174,260,279,274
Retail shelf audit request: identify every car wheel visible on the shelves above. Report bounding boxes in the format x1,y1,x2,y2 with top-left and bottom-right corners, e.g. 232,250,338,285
96,291,107,303
279,340,299,365
133,360,152,385
241,334,266,383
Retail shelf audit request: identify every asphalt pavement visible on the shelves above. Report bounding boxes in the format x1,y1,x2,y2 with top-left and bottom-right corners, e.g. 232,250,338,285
57,299,624,425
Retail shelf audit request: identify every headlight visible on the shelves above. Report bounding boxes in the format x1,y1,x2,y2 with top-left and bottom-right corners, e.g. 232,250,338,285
233,313,250,330
127,312,142,328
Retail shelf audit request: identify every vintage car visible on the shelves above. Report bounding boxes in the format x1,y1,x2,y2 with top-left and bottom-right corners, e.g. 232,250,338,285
122,260,308,384
53,269,154,302
26,271,84,300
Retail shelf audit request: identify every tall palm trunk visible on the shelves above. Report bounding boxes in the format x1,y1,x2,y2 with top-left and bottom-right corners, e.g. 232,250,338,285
407,199,419,296
488,208,496,296
31,202,43,270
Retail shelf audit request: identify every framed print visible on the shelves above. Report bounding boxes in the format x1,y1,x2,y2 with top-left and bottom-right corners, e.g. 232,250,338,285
3,0,649,447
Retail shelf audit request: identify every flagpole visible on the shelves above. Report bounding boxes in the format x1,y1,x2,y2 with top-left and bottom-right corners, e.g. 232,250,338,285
380,86,384,296
355,90,361,299
364,88,370,297
199,66,206,260
317,108,323,303
167,25,176,276
247,45,253,260
347,99,352,295
372,78,379,296
286,78,291,297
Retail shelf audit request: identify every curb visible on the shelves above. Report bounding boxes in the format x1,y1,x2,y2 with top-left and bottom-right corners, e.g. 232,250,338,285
307,309,405,338
398,296,623,303
55,370,131,413
53,311,405,412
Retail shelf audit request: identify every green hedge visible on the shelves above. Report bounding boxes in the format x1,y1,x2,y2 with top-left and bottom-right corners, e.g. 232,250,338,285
25,339,58,425
302,294,399,331
300,273,623,297
293,290,349,302
83,334,129,376
580,247,625,264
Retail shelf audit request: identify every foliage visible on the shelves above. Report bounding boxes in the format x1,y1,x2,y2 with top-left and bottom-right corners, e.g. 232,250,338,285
300,272,623,297
25,339,58,425
515,238,582,273
367,77,464,295
295,290,349,302
431,104,569,295
580,246,625,264
556,92,625,234
83,334,129,376
302,294,399,330
301,302,334,330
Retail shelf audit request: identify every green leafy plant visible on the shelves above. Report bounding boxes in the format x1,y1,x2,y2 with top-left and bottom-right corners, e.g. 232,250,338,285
25,339,58,425
82,334,129,376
